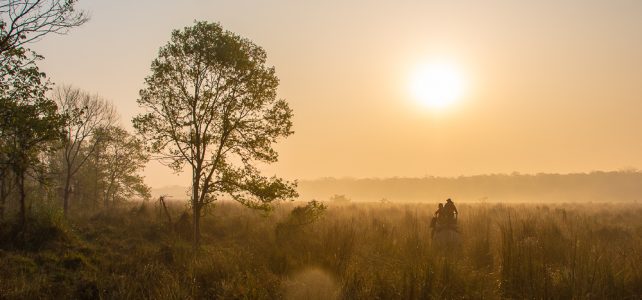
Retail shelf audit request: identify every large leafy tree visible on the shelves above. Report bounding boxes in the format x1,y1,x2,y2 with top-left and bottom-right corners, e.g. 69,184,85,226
133,21,297,247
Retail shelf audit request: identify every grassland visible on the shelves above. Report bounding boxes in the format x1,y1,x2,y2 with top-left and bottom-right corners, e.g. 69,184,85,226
0,200,640,299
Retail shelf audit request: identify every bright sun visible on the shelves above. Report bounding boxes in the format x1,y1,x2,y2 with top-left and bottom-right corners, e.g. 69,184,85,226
409,62,466,109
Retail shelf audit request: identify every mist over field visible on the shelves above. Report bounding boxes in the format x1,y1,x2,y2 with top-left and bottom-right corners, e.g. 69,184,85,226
154,171,642,203
2,1,642,299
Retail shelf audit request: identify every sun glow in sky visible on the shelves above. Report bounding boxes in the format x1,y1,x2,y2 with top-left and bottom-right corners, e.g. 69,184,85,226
409,61,467,110
30,1,642,188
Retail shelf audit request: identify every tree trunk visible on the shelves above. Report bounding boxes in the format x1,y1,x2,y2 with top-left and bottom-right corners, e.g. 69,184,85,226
192,172,201,249
63,168,71,215
17,169,26,230
103,188,109,209
94,148,100,210
104,177,116,209
0,177,6,221
193,203,201,249
0,193,4,222
0,170,8,221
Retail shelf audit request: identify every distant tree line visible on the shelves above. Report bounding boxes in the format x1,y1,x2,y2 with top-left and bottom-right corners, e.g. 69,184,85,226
299,171,642,203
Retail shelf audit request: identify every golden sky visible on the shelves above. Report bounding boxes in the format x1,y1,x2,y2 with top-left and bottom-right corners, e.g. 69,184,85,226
32,0,642,188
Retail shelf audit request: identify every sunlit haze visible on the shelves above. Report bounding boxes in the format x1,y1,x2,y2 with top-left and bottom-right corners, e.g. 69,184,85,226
409,61,467,110
30,0,642,188
5,2,641,296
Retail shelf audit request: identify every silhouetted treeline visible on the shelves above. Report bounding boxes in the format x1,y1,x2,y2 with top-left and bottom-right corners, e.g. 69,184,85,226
0,85,151,223
0,2,149,226
297,171,642,202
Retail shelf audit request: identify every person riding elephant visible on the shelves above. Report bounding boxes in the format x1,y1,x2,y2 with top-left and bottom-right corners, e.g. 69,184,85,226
443,198,458,224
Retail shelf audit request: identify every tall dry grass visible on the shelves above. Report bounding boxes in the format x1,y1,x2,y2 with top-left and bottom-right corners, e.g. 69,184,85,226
0,200,640,299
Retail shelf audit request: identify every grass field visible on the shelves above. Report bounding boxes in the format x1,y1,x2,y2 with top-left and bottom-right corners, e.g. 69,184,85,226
1,200,641,299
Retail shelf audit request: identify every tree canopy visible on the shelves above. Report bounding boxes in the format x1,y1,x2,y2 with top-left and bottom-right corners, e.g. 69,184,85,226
133,21,297,246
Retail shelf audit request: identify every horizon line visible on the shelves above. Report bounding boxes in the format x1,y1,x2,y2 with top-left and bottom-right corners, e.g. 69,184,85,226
151,168,641,189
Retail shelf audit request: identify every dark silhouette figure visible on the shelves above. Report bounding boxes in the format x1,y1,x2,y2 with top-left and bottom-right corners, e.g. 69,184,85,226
431,199,461,238
435,203,444,218
443,198,458,224
430,203,444,237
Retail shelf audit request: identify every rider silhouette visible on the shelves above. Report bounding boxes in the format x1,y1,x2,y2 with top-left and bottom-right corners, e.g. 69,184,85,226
443,198,458,224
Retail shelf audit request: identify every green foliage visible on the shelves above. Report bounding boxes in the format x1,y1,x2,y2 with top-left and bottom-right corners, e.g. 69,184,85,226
280,200,327,228
94,126,151,205
0,45,66,226
0,0,88,226
0,202,71,251
133,21,297,245
0,48,63,163
57,125,151,212
275,200,327,251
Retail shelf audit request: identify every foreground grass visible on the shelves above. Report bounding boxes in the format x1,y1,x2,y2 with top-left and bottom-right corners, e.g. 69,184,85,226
0,201,641,299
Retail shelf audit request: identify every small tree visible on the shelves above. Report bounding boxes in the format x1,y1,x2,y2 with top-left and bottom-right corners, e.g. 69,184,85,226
53,85,117,215
133,21,297,247
0,47,64,227
330,194,351,204
95,126,150,207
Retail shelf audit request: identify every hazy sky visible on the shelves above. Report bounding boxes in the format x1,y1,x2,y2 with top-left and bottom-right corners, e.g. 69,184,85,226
31,0,642,188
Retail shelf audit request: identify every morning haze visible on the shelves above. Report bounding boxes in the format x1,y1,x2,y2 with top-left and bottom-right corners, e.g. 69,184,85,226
3,1,642,299
30,0,642,188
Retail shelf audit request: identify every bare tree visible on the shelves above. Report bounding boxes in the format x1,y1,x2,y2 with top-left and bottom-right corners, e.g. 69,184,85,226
53,85,117,215
0,0,88,56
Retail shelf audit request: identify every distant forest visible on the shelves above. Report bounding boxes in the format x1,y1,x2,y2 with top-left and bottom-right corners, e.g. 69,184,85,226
153,171,642,203
295,171,642,202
